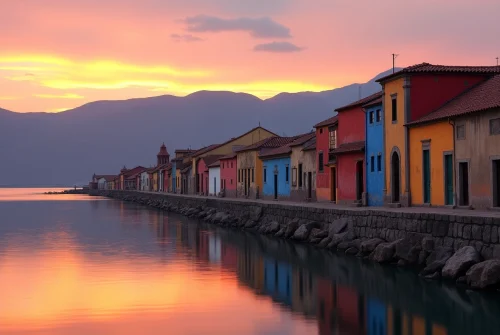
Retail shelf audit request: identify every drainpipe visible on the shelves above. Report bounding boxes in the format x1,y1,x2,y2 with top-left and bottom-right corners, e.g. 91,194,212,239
449,119,457,207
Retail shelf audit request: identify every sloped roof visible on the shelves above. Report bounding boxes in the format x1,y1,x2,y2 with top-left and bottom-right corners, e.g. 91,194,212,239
207,160,221,168
362,96,383,109
201,155,225,167
377,62,500,83
219,153,237,160
330,141,365,154
122,166,146,177
302,138,316,151
191,126,278,158
408,74,500,126
237,136,299,153
335,91,383,112
314,115,338,128
95,175,117,182
259,133,315,159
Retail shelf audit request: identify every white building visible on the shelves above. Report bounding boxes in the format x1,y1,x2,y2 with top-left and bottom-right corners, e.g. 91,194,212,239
140,171,150,191
208,161,221,196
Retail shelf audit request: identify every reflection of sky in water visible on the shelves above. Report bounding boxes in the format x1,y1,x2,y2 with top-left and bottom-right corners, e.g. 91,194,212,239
0,188,499,335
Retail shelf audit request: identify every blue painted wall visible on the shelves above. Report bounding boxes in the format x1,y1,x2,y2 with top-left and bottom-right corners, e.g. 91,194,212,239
261,156,291,198
264,258,292,306
171,161,176,192
367,298,387,335
365,103,384,206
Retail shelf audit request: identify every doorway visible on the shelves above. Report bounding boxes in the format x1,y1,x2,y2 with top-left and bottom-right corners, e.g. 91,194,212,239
493,160,500,207
307,172,312,199
331,167,337,202
213,177,216,196
458,162,469,206
423,149,430,203
356,161,364,201
391,151,400,203
244,169,248,196
444,154,453,205
274,174,278,200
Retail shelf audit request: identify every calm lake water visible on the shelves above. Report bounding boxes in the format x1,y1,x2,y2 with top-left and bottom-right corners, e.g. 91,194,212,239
1,188,500,335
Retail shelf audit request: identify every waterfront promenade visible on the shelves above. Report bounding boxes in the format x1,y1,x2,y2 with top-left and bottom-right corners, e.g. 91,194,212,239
135,190,500,218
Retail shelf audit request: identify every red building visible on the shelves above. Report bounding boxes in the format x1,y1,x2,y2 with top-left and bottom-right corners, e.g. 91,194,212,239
314,116,338,202
333,92,381,205
196,155,224,195
220,153,237,198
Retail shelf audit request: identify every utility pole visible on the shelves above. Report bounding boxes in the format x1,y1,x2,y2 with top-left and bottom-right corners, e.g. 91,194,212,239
392,53,399,73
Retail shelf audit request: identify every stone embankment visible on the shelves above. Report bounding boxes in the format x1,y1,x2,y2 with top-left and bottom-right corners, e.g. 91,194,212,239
99,190,500,290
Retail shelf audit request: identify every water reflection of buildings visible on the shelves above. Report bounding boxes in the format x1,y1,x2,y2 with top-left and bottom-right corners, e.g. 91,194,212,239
316,277,448,335
237,248,265,294
263,257,292,305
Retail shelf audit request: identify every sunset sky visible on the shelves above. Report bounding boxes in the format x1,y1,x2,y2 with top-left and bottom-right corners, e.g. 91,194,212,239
1,0,499,113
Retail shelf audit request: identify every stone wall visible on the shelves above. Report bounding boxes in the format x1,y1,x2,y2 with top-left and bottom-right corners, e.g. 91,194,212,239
97,190,500,289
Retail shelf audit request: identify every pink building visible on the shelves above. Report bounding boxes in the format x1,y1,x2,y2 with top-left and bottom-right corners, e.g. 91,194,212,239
196,155,224,195
220,153,237,198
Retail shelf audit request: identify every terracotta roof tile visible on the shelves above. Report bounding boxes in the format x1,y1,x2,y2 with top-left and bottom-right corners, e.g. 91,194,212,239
238,136,299,153
335,91,383,112
314,115,338,128
362,96,383,108
122,166,146,177
191,144,221,157
207,160,221,168
302,139,316,151
259,133,315,159
377,63,500,83
201,155,225,167
408,74,500,126
95,175,117,182
219,153,237,160
330,141,365,154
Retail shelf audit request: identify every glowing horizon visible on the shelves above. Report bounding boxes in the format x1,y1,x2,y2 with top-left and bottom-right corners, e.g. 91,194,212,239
1,0,499,113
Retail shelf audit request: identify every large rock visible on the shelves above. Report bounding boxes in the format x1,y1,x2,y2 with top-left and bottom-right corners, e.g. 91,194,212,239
420,260,446,278
284,218,300,238
292,224,312,241
370,239,403,263
275,227,286,237
327,232,349,249
466,260,500,289
328,218,348,237
360,238,384,254
426,247,454,266
310,228,328,239
318,237,332,248
442,246,481,279
267,221,281,234
250,206,263,221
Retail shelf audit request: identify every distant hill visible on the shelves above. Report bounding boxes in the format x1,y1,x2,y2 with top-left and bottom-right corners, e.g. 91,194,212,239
0,68,398,186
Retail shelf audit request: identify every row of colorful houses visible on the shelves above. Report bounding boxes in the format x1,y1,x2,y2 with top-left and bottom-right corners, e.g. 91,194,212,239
92,62,500,210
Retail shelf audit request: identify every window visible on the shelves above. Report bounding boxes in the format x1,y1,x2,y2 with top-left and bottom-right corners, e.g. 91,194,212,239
377,154,382,172
376,109,381,122
391,96,397,122
318,152,324,172
292,167,297,186
231,162,233,168
369,112,374,124
319,128,323,134
285,165,289,183
264,167,267,183
328,127,337,149
298,164,303,187
238,169,240,182
252,168,254,182
456,124,466,139
370,156,375,172
490,118,500,135
231,179,233,185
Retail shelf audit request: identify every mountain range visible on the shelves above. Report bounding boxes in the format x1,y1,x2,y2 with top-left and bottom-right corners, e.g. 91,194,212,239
0,68,399,186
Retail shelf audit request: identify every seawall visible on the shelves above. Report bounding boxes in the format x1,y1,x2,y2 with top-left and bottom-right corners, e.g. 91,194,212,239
96,190,500,290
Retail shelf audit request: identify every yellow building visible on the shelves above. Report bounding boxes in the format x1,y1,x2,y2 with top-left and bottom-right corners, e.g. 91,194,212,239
407,121,453,206
189,126,277,195
377,63,498,207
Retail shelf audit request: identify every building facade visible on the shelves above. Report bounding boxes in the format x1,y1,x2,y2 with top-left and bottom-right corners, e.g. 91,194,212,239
333,92,381,206
260,155,291,200
290,133,316,202
220,154,237,198
377,63,499,207
196,155,224,195
364,98,384,206
208,163,221,196
314,116,338,202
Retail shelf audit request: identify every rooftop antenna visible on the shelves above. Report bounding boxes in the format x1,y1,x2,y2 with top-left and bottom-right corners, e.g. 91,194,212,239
392,53,399,73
